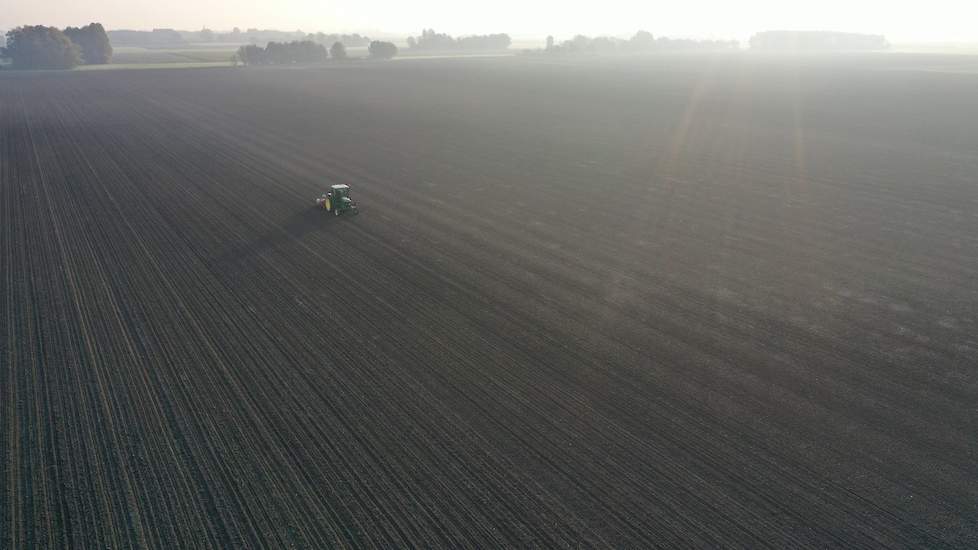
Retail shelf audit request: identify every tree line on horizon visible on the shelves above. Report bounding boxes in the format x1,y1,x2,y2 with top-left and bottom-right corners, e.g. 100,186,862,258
235,39,397,65
1,23,112,70
542,31,738,54
107,28,373,48
538,30,890,54
236,40,328,65
407,29,512,51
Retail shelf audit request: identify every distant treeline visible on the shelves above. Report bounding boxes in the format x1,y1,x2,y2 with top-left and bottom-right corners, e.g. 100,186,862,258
407,29,512,51
1,23,112,69
108,28,372,48
236,41,327,65
308,33,372,48
235,39,396,65
108,28,184,46
749,31,889,51
543,31,738,54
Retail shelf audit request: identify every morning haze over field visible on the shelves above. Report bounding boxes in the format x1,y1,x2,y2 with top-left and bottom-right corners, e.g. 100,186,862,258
3,0,978,43
3,1,978,549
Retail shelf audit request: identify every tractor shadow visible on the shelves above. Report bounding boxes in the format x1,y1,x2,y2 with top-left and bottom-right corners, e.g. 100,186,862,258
212,207,333,268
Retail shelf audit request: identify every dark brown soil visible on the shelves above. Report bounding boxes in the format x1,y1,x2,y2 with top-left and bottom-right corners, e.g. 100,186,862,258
2,53,976,548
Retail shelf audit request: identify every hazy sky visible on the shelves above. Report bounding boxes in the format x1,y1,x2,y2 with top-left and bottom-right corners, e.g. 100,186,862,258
3,1,977,43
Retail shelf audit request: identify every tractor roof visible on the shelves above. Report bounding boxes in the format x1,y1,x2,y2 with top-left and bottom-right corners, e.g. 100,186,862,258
331,184,350,190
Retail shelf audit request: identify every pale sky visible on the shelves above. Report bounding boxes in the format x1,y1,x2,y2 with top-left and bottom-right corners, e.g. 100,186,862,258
3,1,977,43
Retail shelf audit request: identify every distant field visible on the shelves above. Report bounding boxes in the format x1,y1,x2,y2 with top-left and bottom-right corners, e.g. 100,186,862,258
2,54,977,548
78,61,233,71
111,45,239,64
71,44,519,71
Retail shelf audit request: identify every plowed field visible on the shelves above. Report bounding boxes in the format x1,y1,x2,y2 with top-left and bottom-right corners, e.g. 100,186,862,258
2,54,977,547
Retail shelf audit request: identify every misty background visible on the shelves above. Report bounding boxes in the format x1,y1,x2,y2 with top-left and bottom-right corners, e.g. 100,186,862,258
3,0,978,45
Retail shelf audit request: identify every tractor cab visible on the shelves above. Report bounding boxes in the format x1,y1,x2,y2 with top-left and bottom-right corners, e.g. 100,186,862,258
316,184,359,216
331,184,350,202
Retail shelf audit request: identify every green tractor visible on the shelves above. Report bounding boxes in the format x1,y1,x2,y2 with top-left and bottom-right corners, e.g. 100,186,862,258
316,184,359,216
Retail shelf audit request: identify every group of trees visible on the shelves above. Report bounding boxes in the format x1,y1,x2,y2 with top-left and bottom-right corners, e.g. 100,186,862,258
64,23,113,64
236,40,328,65
265,40,328,63
749,31,889,51
367,41,398,59
406,29,512,51
543,31,738,54
236,39,396,65
309,33,371,47
1,23,112,70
